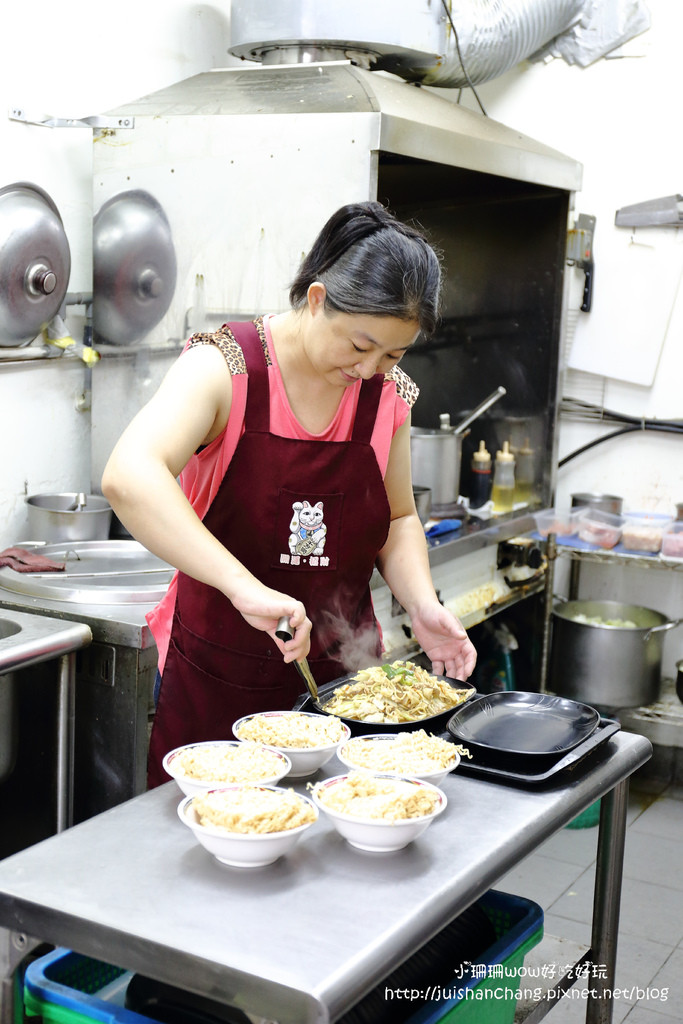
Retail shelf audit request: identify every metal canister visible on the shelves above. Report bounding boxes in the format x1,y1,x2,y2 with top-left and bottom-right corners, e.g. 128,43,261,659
571,493,623,515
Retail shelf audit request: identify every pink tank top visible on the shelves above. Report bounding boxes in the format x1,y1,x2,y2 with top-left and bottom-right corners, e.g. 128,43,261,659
147,314,418,671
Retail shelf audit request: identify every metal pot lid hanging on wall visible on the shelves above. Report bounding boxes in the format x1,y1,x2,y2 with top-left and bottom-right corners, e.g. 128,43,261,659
93,189,177,345
0,182,71,347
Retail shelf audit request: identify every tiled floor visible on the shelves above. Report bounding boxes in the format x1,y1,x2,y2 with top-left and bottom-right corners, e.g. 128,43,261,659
500,775,683,1022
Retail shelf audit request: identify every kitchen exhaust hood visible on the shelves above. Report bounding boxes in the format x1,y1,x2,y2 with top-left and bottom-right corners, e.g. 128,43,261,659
108,61,582,192
91,60,582,508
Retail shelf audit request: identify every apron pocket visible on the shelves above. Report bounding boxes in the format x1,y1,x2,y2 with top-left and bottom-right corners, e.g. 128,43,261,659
158,635,305,743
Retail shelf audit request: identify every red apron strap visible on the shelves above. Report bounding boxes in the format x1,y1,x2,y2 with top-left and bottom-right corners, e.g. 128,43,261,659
352,375,384,444
227,320,270,432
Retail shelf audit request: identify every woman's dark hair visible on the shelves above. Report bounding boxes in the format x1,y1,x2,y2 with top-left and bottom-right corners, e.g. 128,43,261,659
289,201,442,337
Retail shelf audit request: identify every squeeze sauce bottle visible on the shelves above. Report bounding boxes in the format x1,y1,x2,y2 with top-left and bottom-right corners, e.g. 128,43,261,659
469,440,492,509
492,441,516,514
514,438,535,505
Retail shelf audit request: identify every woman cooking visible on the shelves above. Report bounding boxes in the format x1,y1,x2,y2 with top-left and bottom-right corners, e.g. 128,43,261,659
102,201,477,787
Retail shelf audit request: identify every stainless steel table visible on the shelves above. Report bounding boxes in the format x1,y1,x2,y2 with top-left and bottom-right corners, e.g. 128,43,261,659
0,730,651,1024
0,610,92,832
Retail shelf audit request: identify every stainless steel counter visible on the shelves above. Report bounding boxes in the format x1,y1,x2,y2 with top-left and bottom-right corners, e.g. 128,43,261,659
0,730,651,1024
0,609,91,675
0,610,91,835
0,577,156,650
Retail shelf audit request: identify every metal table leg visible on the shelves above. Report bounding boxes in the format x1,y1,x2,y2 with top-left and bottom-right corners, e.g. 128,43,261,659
539,532,557,693
585,778,630,1024
0,929,40,1024
55,652,76,832
568,556,582,600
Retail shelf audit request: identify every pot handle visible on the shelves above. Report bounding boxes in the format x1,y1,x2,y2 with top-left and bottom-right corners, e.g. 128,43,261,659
644,618,683,641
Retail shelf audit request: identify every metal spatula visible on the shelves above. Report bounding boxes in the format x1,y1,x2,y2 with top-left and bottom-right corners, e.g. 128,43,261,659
275,615,319,702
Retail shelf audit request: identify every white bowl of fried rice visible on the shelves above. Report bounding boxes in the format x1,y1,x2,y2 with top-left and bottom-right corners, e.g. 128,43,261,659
163,740,291,796
232,710,351,777
336,730,463,786
178,784,318,867
310,771,447,853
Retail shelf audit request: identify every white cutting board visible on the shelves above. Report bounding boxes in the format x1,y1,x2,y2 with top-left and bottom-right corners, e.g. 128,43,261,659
568,229,683,385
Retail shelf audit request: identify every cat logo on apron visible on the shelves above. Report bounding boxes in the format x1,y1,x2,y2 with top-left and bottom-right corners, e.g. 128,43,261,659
289,500,327,557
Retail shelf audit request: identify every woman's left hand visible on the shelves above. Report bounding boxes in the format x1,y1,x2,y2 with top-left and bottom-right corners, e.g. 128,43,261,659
410,602,477,681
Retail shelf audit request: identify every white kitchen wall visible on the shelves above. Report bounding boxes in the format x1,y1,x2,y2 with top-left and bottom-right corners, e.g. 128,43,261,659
0,1,680,549
452,1,682,515
0,2,236,548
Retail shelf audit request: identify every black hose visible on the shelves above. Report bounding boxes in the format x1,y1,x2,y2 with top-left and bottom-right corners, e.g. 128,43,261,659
558,423,683,468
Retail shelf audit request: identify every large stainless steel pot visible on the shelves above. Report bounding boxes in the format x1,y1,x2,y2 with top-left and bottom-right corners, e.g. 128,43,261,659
549,599,682,709
26,493,112,543
410,426,463,508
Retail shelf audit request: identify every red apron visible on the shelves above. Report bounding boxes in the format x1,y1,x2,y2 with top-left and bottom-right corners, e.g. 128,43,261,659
147,319,391,787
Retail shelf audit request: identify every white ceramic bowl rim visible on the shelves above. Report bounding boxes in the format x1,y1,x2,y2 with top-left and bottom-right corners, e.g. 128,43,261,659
178,786,318,840
311,773,447,825
163,740,292,782
232,711,351,752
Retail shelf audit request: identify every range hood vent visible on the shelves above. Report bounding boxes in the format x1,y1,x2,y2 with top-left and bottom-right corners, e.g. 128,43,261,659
229,0,651,88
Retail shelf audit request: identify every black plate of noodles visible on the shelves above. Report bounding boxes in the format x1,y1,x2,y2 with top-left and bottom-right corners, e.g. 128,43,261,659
292,659,476,736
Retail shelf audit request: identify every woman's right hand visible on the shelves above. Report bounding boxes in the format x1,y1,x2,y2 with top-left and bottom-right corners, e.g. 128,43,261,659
228,579,311,663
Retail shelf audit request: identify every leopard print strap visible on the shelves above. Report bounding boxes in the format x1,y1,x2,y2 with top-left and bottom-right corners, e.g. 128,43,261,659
385,364,420,407
186,317,270,374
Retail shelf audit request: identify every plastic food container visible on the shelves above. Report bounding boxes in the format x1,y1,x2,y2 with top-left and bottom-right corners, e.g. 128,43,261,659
662,521,683,561
621,513,673,553
577,508,624,549
533,508,580,537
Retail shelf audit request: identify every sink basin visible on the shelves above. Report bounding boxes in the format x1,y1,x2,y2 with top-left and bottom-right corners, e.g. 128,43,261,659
0,610,91,784
0,618,21,641
0,609,92,676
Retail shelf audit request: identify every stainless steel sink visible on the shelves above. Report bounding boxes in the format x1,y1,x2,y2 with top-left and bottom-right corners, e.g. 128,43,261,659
0,610,92,788
0,610,91,675
0,618,21,640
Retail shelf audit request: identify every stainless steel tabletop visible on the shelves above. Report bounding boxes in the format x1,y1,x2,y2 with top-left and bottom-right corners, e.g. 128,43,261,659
0,730,651,1024
0,608,91,674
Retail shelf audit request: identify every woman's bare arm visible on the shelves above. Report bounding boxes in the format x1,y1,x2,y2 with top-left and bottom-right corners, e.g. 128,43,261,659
101,344,310,659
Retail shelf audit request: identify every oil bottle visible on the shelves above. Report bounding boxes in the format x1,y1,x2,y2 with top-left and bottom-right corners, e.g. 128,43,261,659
469,440,492,509
492,441,515,514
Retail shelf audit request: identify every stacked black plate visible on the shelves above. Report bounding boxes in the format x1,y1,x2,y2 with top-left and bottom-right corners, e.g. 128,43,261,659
446,691,620,785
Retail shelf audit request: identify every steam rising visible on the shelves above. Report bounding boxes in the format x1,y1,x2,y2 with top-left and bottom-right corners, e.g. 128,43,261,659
317,599,383,673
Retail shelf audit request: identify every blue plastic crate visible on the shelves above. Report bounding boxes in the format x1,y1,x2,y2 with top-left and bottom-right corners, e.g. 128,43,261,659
405,890,544,1024
24,951,153,1024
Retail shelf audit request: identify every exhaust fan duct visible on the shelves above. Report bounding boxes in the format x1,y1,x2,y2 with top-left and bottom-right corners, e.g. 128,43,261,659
229,0,650,88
